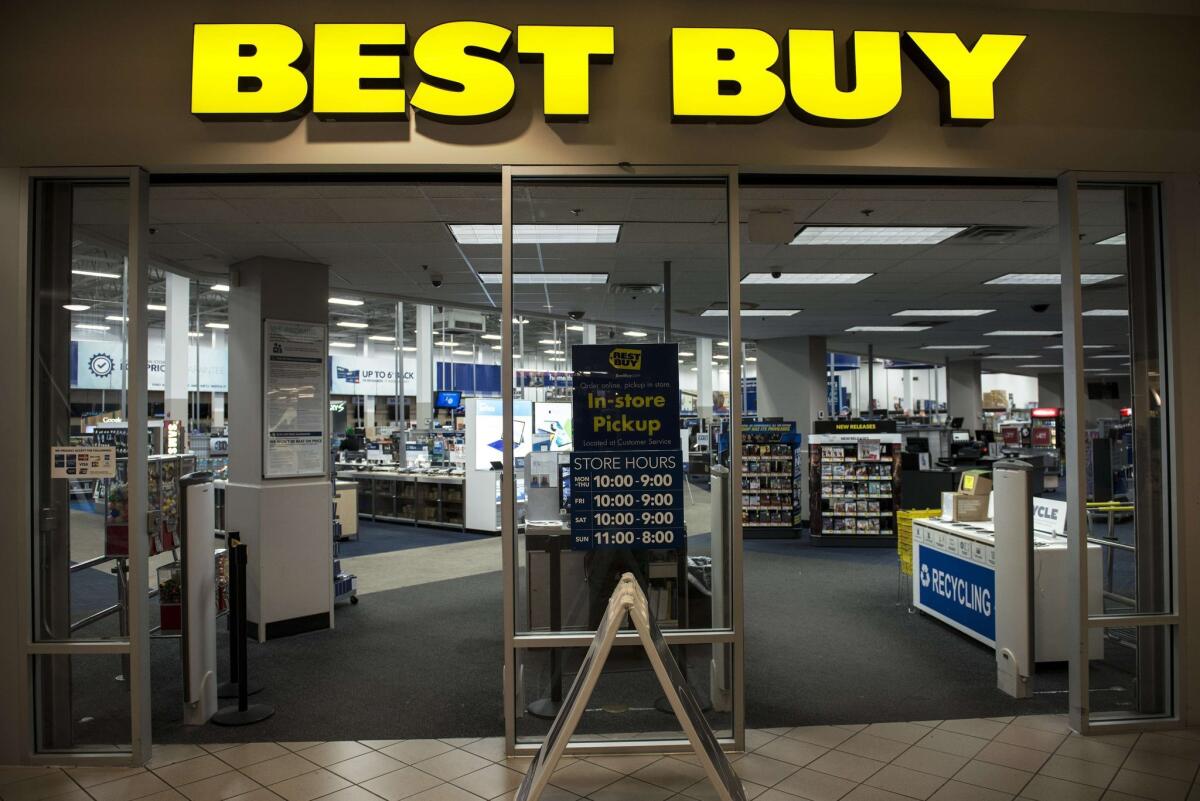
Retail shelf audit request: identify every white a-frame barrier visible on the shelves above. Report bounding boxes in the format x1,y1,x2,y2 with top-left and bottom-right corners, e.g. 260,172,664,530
516,574,745,801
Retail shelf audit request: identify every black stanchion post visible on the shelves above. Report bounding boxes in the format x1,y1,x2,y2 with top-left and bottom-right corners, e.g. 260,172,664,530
218,532,261,699
213,541,274,726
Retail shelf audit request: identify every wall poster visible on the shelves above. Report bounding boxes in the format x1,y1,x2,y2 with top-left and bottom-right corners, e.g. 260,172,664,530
263,319,327,479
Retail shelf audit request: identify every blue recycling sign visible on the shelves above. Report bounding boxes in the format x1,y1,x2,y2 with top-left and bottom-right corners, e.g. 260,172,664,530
917,543,995,641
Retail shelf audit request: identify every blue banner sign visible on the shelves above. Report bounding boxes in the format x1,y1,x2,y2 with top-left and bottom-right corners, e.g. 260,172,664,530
569,450,684,550
572,344,680,452
917,543,995,641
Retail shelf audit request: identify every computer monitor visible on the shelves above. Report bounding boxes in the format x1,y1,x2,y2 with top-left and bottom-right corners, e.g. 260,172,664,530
905,437,930,454
950,417,964,430
433,390,462,409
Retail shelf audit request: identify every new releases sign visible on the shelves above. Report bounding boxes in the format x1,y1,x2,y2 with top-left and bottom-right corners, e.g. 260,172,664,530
191,24,1024,126
917,543,996,642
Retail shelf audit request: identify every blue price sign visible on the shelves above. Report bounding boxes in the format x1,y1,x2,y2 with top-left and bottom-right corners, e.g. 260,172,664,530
570,450,684,550
916,543,995,642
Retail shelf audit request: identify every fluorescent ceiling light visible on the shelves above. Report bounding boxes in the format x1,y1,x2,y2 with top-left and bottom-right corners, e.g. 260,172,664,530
205,322,229,330
147,304,168,312
791,226,966,245
1095,233,1126,246
337,321,368,329
63,304,90,311
985,330,1062,336
565,324,585,332
368,335,395,342
623,331,648,338
1018,364,1060,368
515,317,529,325
490,345,502,351
188,332,204,338
895,309,993,317
452,349,474,356
982,354,1039,359
72,269,121,279
104,316,128,322
449,223,621,245
544,349,564,355
74,323,110,331
690,367,698,372
210,283,230,292
538,339,559,345
1046,344,1112,350
329,342,356,349
1092,354,1131,359
434,339,456,347
479,272,608,285
713,354,729,360
328,297,364,306
548,356,567,362
717,341,729,347
1084,368,1111,372
481,333,502,341
701,308,801,317
846,326,932,332
922,345,989,350
985,274,1120,285
512,354,521,360
402,346,418,352
678,351,694,357
746,356,758,362
742,273,872,285
1082,309,1129,317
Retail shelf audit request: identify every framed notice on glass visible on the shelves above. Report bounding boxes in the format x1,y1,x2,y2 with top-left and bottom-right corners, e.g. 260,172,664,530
262,319,328,479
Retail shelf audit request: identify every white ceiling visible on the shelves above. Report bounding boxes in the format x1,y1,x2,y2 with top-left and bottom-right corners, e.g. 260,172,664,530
69,180,1136,378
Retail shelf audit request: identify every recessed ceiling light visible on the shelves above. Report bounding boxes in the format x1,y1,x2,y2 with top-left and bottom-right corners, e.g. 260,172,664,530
205,322,229,330
1046,344,1112,349
452,349,474,356
565,324,585,332
846,326,932,332
701,308,801,317
210,283,230,292
402,346,418,352
1082,309,1129,317
104,315,129,322
548,356,567,362
982,354,1039,359
538,339,559,345
74,323,110,331
481,333,502,341
368,335,395,342
329,342,356,349
337,321,369,329
742,273,872,285
62,304,90,311
623,331,648,338
434,339,457,347
985,274,1120,285
329,297,364,306
690,367,698,372
717,340,729,347
479,272,608,285
490,345,502,351
544,349,565,355
147,304,168,312
895,309,994,317
746,356,758,362
713,354,729,360
678,351,694,357
188,332,204,338
922,345,989,350
985,330,1062,336
512,354,522,360
1095,233,1126,246
72,269,122,279
791,226,966,245
448,223,621,245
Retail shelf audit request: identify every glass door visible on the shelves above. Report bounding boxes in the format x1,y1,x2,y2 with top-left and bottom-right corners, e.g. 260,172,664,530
500,167,744,755
24,168,152,763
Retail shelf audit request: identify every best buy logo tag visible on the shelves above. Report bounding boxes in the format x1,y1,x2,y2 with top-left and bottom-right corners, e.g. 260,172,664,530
608,348,642,371
191,23,1024,125
963,474,976,491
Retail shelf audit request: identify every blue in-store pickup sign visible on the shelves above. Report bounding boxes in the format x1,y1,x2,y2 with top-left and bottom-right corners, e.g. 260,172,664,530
572,344,680,452
917,544,995,641
569,450,685,550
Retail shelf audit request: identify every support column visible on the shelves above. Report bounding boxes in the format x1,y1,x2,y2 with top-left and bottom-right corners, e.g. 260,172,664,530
696,337,713,421
1039,371,1065,408
416,304,434,425
362,338,376,438
226,257,332,641
756,336,827,513
947,358,984,430
164,272,189,423
212,392,225,429
583,323,596,345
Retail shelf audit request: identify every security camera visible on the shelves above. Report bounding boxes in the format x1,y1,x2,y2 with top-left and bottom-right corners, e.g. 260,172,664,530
771,270,782,279
567,310,585,321
430,272,444,289
1031,303,1050,313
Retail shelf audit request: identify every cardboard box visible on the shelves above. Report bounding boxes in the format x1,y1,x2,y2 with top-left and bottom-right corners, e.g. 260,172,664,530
983,389,1007,409
958,470,993,496
953,492,991,522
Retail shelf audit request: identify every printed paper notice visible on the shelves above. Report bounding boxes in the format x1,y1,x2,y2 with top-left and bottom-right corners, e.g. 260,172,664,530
51,446,117,479
263,320,327,478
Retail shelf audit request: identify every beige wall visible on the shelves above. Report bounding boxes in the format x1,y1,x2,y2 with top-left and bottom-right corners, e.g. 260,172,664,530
0,1,1198,173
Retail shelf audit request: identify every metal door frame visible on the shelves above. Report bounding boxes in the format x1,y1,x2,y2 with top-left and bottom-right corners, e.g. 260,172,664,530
500,165,744,756
18,166,151,765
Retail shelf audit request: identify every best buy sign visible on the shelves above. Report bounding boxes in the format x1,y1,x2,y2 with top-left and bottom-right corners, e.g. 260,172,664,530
191,23,1025,126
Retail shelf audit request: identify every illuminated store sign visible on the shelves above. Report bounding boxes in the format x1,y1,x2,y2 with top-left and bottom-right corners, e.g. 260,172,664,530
191,23,1024,125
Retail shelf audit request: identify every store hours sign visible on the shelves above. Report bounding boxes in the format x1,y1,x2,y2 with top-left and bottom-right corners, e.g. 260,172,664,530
569,344,683,550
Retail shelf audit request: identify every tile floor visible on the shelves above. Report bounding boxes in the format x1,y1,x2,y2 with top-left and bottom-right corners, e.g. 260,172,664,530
3,717,1199,801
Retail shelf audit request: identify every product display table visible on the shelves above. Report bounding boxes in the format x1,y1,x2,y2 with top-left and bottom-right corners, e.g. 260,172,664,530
911,516,1103,662
336,467,466,530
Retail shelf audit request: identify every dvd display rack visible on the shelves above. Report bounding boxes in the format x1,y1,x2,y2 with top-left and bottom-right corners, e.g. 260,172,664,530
809,423,901,547
740,421,802,538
